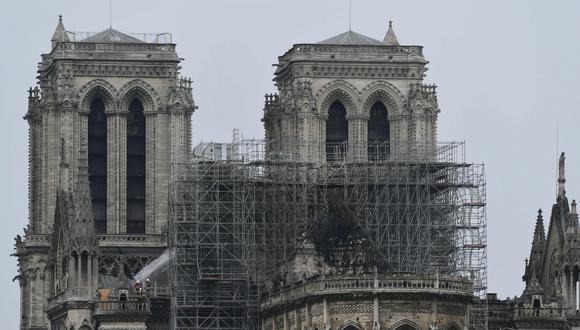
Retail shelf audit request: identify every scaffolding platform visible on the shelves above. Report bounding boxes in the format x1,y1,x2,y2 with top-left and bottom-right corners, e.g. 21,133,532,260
169,140,487,329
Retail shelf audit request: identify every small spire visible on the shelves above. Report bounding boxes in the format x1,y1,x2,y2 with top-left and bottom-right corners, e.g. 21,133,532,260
383,19,400,46
533,209,545,243
51,14,69,48
573,200,578,215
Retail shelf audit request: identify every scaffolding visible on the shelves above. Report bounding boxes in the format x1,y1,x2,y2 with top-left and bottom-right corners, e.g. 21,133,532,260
169,141,487,329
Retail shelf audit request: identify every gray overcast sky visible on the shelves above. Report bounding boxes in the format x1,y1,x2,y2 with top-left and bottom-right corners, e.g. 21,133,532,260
1,0,579,327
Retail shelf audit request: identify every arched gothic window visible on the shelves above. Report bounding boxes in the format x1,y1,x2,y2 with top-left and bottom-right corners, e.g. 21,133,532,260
127,99,146,234
326,100,348,161
342,326,361,330
394,325,416,330
88,98,107,233
368,101,389,161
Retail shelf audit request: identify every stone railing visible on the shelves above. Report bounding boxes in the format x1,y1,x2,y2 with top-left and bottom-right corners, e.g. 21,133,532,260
282,44,424,60
47,287,93,310
261,274,473,309
97,234,166,247
55,41,176,53
95,299,151,315
514,307,566,319
23,234,50,245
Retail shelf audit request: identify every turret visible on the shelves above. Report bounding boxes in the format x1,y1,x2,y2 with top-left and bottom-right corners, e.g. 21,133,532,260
524,209,546,284
383,20,400,46
51,15,69,49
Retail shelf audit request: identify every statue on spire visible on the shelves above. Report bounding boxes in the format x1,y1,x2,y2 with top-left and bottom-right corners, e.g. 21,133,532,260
558,152,566,199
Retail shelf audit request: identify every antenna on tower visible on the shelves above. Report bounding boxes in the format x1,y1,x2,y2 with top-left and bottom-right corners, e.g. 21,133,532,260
109,0,112,28
349,0,352,31
556,124,559,196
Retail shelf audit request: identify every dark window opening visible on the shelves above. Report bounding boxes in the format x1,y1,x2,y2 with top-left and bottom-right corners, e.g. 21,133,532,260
326,100,348,161
368,101,389,161
127,99,146,234
343,326,361,330
88,98,107,233
394,325,415,330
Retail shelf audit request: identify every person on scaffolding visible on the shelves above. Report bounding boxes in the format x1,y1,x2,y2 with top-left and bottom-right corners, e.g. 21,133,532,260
145,278,151,294
134,280,145,310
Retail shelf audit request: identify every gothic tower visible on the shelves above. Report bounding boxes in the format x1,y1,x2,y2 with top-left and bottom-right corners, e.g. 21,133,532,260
259,23,486,330
263,21,439,163
14,16,195,330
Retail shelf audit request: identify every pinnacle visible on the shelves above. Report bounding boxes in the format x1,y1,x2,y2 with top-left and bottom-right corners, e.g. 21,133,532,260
51,14,69,47
383,20,399,46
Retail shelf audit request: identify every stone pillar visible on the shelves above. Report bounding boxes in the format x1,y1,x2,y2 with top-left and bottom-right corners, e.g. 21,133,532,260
106,110,127,233
155,113,170,234
562,272,568,308
323,298,330,329
571,272,578,312
68,255,75,290
42,107,60,234
77,255,82,293
145,112,158,234
305,301,311,328
389,115,404,159
88,254,92,297
373,296,380,329
566,270,574,310
295,308,301,330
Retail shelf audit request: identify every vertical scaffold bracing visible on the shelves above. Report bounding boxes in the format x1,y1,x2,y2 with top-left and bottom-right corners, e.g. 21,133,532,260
169,141,487,329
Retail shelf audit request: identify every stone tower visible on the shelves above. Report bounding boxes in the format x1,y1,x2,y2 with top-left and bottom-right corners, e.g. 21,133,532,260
263,21,439,163
259,24,484,330
14,16,195,330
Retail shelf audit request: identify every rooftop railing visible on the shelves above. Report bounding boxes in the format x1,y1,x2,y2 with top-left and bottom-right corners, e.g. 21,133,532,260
65,31,172,43
261,274,473,309
95,299,151,315
514,307,566,320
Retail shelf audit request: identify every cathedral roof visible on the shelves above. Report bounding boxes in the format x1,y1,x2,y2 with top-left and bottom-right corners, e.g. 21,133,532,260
80,28,145,43
317,30,385,46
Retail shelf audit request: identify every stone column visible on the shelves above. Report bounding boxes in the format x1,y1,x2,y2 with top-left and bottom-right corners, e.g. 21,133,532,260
562,272,568,308
305,301,312,328
389,115,404,159
567,270,574,310
294,308,300,330
155,113,170,234
571,271,578,312
373,296,380,329
106,109,127,233
88,254,92,297
42,107,60,234
323,298,330,329
68,255,75,290
77,255,82,293
145,112,158,234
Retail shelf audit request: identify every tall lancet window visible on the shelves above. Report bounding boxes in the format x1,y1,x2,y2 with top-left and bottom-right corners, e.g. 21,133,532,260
368,101,389,161
326,100,348,161
127,99,146,234
88,98,107,233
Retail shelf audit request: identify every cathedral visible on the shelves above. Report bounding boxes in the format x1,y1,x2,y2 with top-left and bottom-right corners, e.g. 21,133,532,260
13,13,576,330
